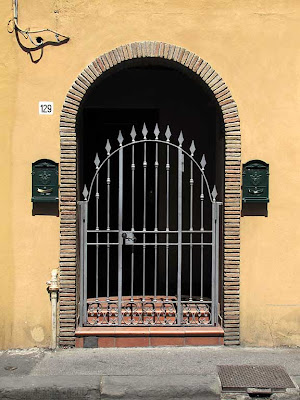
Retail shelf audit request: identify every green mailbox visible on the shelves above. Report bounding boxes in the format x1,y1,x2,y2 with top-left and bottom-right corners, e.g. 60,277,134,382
242,160,269,203
32,159,58,203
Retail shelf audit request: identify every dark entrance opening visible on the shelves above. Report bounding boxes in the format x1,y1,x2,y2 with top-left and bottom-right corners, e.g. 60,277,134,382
77,59,224,308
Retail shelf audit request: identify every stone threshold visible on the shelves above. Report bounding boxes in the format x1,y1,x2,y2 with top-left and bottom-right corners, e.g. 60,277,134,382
75,326,224,348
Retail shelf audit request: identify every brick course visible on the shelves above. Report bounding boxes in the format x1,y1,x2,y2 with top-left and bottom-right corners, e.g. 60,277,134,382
59,41,241,347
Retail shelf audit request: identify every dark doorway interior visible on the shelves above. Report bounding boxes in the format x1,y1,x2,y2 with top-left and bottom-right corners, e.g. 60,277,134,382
77,59,224,303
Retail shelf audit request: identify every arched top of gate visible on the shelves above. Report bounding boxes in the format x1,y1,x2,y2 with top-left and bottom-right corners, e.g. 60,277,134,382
82,124,218,204
60,41,240,135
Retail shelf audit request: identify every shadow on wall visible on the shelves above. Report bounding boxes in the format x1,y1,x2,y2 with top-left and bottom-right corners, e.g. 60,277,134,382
14,30,69,63
32,203,59,216
241,203,268,217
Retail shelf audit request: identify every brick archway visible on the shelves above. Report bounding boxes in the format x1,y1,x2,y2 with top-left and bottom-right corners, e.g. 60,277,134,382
59,41,241,347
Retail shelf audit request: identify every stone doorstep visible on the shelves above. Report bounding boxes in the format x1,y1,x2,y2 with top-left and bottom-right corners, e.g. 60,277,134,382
75,326,224,348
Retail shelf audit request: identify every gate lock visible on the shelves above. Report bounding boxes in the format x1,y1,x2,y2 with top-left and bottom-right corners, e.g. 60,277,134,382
122,231,137,245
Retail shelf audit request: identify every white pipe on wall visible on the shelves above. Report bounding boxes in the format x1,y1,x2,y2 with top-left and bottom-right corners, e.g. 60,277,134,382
46,269,59,349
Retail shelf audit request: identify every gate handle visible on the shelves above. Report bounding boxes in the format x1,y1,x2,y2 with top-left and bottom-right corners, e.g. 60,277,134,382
122,232,137,243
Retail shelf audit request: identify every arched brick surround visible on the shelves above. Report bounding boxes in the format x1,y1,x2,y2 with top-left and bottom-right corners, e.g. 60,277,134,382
59,41,241,347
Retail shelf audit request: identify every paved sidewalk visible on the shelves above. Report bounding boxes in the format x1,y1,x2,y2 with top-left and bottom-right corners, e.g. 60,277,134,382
0,346,299,399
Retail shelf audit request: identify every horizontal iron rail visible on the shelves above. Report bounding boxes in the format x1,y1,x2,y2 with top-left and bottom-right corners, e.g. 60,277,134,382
87,300,213,304
86,324,215,327
87,242,213,246
87,229,213,234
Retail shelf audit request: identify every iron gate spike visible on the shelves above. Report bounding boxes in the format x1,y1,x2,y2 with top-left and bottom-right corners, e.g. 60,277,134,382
200,154,207,169
94,153,100,168
190,140,196,156
82,184,88,200
165,125,171,141
130,126,137,141
117,130,124,146
142,123,148,138
154,123,160,139
178,131,184,146
105,139,111,155
212,185,218,200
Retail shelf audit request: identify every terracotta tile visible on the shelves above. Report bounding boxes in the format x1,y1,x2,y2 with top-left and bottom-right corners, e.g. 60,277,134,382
115,336,149,348
185,336,221,346
98,337,115,348
75,337,84,348
149,327,183,336
150,336,185,347
114,327,149,336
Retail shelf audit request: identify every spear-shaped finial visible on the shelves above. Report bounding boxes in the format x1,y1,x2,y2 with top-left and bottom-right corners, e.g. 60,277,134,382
154,123,160,140
142,123,148,139
117,130,124,146
83,184,88,201
200,154,207,169
178,131,184,147
190,140,196,156
105,139,111,155
165,125,171,142
212,185,218,201
130,125,137,142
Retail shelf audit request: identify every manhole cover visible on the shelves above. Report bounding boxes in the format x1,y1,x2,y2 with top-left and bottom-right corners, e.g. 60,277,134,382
218,365,295,393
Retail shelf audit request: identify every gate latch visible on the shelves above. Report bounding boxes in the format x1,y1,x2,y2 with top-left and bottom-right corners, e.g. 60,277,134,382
122,231,136,245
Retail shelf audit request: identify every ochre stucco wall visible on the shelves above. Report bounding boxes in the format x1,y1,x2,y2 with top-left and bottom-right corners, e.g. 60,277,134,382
0,0,299,348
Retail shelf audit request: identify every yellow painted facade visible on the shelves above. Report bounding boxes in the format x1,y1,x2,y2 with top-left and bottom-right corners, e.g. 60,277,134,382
0,0,299,349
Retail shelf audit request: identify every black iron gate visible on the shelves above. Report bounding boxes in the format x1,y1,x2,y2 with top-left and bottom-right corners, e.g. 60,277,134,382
78,124,221,326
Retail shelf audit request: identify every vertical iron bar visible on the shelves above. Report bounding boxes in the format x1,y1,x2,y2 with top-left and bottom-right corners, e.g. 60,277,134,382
165,144,170,300
131,143,135,302
79,202,84,326
211,200,216,325
189,160,194,301
118,144,123,325
200,174,204,301
215,202,221,324
82,201,88,325
142,141,147,301
95,172,99,299
154,140,158,300
106,159,111,300
177,148,183,324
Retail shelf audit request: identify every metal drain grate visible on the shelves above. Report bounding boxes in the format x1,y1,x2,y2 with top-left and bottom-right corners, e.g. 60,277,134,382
218,365,296,393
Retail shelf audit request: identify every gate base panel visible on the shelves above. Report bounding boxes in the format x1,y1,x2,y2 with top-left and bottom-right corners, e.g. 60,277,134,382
75,326,224,348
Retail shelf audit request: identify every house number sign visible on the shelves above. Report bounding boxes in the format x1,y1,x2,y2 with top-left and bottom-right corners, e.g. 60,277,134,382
39,101,54,115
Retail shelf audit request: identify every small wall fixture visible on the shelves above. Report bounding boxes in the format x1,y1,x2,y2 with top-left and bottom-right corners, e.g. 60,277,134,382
32,159,58,203
242,160,269,203
8,0,69,63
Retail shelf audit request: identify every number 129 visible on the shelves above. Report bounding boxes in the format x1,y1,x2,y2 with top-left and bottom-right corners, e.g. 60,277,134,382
40,104,52,113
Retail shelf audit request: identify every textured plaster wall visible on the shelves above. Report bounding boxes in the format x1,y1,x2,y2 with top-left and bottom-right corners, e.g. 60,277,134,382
0,0,299,348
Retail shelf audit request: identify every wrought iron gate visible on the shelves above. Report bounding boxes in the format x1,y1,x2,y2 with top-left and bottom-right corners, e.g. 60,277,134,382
78,124,221,327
